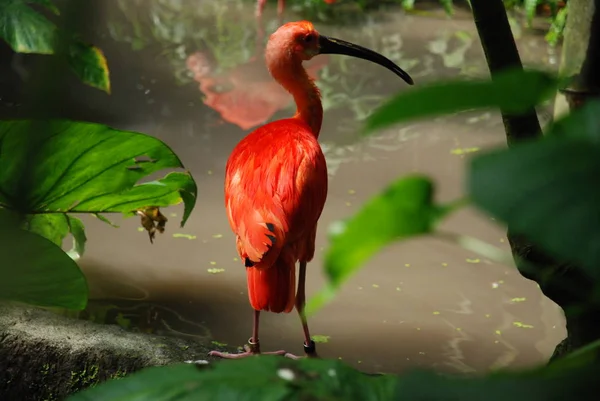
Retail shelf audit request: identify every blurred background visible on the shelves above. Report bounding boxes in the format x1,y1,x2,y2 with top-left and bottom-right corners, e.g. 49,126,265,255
0,0,567,375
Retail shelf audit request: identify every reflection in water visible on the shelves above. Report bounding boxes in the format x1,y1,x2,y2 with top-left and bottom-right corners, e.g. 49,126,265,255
10,0,566,375
186,42,328,130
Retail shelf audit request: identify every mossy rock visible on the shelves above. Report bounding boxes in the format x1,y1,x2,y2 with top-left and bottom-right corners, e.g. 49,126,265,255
0,302,231,401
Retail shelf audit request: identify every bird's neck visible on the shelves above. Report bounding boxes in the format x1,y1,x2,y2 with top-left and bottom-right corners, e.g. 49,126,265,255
275,62,323,137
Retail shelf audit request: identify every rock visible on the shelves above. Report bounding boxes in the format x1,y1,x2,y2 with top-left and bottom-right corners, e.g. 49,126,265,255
0,302,231,401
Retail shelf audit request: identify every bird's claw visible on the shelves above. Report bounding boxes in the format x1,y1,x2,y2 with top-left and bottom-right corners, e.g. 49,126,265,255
208,344,288,359
284,340,319,359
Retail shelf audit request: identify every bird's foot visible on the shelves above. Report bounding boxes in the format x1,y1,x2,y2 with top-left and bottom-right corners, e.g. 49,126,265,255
208,338,287,359
284,340,319,360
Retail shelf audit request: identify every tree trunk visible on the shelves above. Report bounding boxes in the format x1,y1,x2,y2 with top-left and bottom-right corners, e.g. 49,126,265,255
553,0,597,120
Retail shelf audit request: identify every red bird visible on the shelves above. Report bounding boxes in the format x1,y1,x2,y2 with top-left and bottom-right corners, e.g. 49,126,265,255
208,21,413,360
256,0,337,19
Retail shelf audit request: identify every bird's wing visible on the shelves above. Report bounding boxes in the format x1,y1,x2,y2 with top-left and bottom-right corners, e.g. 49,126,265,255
224,119,328,269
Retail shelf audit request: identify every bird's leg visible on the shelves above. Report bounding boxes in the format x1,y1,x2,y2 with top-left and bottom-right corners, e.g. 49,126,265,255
285,261,319,360
255,0,267,18
277,0,285,25
208,310,288,359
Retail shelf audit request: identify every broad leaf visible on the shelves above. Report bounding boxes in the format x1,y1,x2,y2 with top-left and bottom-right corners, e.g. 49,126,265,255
0,227,88,309
306,176,459,315
67,353,600,401
364,68,559,134
392,361,599,401
545,339,600,374
0,0,111,92
24,214,70,246
67,356,399,401
468,102,600,278
0,120,197,255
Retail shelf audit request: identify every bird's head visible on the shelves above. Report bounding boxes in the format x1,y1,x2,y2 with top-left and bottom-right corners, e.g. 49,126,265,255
266,21,414,86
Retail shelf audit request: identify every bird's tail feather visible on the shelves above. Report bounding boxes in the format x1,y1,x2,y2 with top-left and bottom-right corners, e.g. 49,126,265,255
246,249,296,313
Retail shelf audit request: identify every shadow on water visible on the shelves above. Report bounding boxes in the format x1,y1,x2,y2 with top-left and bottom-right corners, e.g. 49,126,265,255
0,0,565,374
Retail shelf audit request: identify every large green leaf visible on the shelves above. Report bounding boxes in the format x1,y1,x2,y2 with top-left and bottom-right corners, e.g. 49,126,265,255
0,227,88,309
363,68,559,134
67,356,399,401
468,101,600,279
0,120,197,255
67,354,600,401
0,0,111,92
306,176,460,315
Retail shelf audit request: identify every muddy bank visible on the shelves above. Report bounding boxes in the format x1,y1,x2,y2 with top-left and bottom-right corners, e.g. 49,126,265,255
0,303,230,401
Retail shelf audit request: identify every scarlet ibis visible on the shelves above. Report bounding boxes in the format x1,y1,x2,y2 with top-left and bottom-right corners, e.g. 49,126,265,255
208,21,413,360
256,0,337,19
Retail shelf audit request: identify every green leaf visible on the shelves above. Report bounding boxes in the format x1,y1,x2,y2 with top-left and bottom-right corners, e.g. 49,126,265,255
0,227,88,309
306,176,459,315
545,339,600,374
0,120,197,232
67,356,399,401
66,215,86,260
439,0,454,16
24,213,69,247
0,0,111,92
67,351,600,401
524,0,539,26
468,101,600,278
68,40,111,93
364,68,559,134
29,0,59,14
0,0,57,54
393,361,599,401
545,6,568,46
401,0,416,10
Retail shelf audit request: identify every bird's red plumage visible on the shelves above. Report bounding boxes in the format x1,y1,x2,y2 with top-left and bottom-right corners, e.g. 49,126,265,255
225,117,328,313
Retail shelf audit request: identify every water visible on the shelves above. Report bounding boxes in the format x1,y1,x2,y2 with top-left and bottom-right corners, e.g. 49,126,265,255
0,0,565,375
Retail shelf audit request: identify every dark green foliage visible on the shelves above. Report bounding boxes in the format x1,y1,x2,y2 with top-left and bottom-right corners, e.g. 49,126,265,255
67,351,600,400
0,226,88,309
469,100,600,278
0,0,111,92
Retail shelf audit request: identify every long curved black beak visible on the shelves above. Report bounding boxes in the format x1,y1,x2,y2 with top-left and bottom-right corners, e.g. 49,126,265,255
318,35,414,85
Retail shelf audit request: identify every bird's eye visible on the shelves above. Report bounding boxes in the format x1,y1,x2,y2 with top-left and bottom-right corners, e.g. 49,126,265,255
303,34,314,43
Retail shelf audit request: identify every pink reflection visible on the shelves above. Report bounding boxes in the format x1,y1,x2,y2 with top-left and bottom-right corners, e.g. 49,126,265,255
186,47,329,131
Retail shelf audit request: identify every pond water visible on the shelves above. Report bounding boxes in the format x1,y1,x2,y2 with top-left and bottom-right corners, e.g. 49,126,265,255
0,0,565,375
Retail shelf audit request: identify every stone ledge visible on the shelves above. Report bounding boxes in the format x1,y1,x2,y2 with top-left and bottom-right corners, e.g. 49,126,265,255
0,302,229,401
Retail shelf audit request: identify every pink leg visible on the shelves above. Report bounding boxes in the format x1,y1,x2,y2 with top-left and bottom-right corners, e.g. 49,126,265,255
284,261,319,360
256,0,267,18
208,310,288,359
277,0,285,25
